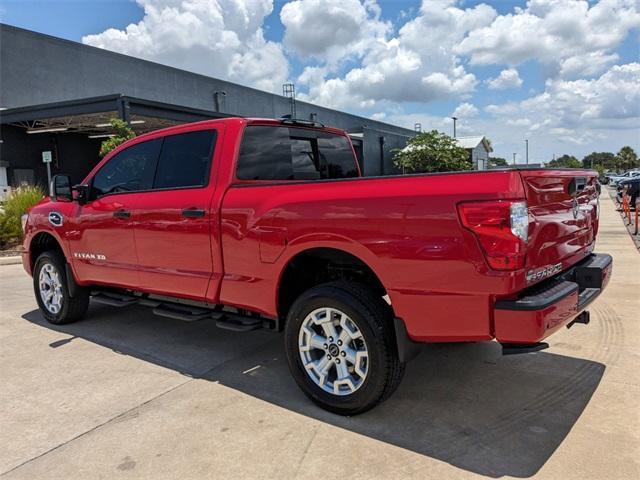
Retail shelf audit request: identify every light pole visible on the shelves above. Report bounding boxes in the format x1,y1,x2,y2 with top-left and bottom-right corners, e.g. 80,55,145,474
525,139,529,165
513,152,517,166
451,117,458,138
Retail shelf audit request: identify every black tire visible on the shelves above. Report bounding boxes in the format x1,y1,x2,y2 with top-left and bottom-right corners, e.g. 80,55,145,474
33,250,89,325
284,281,405,415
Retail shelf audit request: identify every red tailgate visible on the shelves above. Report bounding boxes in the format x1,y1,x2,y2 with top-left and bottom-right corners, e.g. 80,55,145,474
519,169,599,285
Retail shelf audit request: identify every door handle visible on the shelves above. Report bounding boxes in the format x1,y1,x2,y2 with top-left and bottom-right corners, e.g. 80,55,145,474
182,208,206,218
113,210,130,218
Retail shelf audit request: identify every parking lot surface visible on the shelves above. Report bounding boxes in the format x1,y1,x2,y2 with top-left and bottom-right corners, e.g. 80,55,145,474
1,193,639,480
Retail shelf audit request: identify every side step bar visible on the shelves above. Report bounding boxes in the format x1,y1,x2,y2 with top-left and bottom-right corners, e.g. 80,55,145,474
215,314,264,332
152,304,212,322
91,292,139,307
90,291,269,330
501,342,549,355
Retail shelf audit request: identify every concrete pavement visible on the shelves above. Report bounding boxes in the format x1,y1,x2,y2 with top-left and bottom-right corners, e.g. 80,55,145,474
0,193,638,479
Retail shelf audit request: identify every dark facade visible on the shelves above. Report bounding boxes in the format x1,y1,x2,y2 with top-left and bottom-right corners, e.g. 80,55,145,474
0,24,415,188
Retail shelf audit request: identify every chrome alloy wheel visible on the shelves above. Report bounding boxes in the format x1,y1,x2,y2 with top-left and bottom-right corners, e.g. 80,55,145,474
298,307,369,396
38,263,63,314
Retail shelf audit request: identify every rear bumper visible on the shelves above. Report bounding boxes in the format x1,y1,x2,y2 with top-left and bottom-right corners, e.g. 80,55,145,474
494,253,612,344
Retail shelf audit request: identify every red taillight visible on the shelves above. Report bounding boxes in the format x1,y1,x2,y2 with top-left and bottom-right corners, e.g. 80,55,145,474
458,200,528,271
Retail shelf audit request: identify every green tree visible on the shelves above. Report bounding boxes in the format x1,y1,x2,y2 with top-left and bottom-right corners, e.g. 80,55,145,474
582,152,615,170
488,156,509,168
615,146,639,172
547,154,582,168
394,130,471,173
98,118,136,158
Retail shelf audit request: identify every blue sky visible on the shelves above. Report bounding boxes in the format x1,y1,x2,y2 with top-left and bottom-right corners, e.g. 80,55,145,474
1,0,639,162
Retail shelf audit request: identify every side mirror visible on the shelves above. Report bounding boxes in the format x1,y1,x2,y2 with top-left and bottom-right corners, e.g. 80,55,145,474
51,174,73,202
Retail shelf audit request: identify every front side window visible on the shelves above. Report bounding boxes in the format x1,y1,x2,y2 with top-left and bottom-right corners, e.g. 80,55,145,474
92,139,161,198
153,130,217,189
236,126,358,181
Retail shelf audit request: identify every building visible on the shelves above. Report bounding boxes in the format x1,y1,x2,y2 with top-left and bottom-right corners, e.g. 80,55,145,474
0,24,416,192
455,136,493,170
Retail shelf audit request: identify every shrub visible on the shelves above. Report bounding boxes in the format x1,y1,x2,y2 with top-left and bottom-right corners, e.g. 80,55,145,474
0,185,45,248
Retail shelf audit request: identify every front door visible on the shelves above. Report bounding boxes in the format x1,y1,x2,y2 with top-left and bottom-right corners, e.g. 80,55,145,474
134,128,220,300
69,138,161,289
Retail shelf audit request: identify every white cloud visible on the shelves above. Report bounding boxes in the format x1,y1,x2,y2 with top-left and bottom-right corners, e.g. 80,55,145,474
486,68,523,90
481,63,640,155
456,0,640,78
453,102,479,118
82,0,288,92
280,0,389,62
296,0,496,109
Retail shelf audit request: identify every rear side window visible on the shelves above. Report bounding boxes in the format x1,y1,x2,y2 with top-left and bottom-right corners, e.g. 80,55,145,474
318,135,359,179
236,126,358,181
153,130,217,189
92,139,161,197
236,126,293,180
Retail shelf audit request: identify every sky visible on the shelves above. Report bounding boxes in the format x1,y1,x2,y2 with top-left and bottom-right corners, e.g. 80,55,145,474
1,0,639,163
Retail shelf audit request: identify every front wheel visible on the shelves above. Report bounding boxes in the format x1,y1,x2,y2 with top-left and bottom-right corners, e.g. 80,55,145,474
33,251,89,325
284,281,405,415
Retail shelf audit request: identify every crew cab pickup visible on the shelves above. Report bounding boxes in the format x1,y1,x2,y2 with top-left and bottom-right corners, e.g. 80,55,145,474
22,117,612,414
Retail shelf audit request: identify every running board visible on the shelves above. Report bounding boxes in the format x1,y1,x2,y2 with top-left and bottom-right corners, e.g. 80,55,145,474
152,304,211,322
91,292,139,307
215,314,264,332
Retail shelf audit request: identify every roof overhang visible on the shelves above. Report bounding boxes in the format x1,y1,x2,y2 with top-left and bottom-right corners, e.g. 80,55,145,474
0,94,230,136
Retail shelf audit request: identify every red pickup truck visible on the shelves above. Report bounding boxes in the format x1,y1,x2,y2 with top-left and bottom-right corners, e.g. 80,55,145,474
22,117,612,414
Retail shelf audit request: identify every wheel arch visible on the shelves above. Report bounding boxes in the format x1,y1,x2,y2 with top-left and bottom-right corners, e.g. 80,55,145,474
275,245,390,324
28,231,66,270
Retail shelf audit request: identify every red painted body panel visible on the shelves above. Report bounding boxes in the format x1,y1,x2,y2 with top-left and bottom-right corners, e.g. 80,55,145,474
22,117,608,345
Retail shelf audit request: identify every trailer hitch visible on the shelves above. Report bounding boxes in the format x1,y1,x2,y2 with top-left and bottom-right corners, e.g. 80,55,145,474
567,310,590,329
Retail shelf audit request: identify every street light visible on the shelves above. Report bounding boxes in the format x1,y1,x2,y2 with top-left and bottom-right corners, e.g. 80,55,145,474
451,117,458,138
513,152,517,166
525,139,529,165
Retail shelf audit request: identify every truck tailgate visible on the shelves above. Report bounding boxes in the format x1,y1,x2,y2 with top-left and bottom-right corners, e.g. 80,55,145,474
519,169,599,284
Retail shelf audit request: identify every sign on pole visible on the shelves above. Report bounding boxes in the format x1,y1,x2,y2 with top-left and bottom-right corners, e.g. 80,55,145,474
42,151,53,195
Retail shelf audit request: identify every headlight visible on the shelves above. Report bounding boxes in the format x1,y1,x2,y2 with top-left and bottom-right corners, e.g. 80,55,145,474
21,213,29,233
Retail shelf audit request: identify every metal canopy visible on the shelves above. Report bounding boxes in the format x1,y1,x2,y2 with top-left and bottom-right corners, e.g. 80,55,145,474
0,94,230,137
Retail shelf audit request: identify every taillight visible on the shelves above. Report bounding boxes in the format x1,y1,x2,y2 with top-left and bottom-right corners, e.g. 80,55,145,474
458,200,528,270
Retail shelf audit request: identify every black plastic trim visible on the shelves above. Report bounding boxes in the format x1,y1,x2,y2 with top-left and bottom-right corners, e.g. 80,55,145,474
393,317,421,363
502,342,549,355
182,208,206,218
496,253,612,312
495,280,578,311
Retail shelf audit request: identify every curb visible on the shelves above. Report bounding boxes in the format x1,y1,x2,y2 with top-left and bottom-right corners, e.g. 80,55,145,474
0,256,22,266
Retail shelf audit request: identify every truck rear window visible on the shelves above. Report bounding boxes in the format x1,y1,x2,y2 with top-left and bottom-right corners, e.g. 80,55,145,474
236,126,358,181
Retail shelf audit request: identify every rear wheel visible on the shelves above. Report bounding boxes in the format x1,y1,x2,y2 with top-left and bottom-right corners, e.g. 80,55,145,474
33,251,89,325
284,281,405,415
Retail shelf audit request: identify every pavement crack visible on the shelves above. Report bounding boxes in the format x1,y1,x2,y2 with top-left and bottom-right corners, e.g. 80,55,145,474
0,377,194,477
292,424,320,478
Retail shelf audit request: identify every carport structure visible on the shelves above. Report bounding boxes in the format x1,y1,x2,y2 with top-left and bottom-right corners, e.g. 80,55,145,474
0,94,226,186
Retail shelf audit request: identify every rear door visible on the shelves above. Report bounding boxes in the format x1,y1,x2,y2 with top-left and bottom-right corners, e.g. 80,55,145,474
519,169,599,278
133,127,220,300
